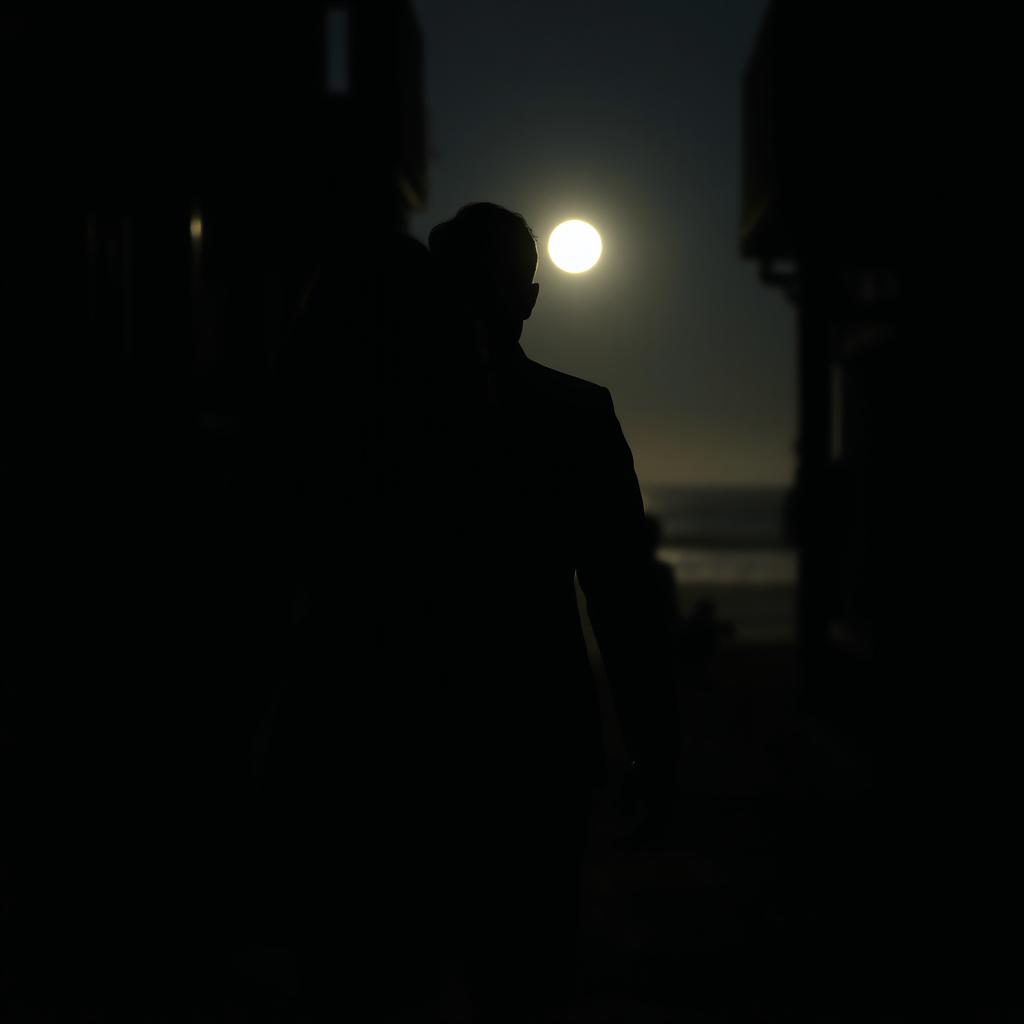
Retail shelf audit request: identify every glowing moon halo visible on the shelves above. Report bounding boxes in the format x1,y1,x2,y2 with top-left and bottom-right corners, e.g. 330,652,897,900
548,219,602,273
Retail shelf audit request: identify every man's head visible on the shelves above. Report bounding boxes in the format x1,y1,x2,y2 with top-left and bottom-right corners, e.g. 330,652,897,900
429,203,540,346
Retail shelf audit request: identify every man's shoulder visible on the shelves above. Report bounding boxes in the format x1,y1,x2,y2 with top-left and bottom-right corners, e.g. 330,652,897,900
522,358,613,415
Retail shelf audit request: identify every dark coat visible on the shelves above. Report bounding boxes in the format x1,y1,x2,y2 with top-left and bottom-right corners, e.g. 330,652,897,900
437,343,679,795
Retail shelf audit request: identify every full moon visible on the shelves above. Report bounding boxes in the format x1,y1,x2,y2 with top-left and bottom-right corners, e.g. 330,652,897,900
548,219,602,273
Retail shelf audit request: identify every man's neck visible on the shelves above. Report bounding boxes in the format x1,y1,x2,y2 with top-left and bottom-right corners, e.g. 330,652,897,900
493,338,527,367
472,320,526,365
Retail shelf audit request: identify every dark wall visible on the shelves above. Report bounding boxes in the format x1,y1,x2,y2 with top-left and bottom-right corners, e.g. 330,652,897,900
3,6,427,1010
742,1,1009,1004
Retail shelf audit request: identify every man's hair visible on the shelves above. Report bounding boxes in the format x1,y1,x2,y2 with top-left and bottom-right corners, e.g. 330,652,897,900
428,202,538,290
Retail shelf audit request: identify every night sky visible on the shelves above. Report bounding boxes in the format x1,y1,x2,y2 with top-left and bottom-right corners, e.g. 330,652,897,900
410,0,795,488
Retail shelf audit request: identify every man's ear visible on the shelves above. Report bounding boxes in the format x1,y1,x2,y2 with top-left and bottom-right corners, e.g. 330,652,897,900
523,282,540,320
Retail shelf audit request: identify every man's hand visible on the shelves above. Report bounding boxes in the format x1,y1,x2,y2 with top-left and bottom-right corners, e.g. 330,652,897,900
618,756,680,842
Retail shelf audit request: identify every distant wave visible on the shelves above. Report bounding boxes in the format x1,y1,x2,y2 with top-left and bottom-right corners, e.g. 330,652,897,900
641,485,796,641
642,484,791,547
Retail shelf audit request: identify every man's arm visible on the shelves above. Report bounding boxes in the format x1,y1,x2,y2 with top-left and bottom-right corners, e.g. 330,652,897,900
576,389,680,788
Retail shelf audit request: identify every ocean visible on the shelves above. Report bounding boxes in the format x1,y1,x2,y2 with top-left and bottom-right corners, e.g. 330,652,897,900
641,485,797,644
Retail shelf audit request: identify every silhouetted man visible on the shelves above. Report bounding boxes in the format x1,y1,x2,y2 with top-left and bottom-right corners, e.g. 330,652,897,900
429,203,680,1019
260,234,453,1018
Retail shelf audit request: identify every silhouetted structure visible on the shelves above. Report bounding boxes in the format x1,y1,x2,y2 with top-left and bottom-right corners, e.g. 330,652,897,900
742,1,1008,1011
4,5,427,1020
741,0,964,764
6,3,425,408
745,0,899,713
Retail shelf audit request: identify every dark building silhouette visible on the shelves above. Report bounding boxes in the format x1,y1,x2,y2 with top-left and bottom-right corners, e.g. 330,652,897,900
3,4,428,1018
743,0,946,759
5,3,425,407
742,1,1009,1010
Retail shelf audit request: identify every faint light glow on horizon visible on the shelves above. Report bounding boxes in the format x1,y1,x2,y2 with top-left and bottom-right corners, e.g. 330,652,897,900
548,219,602,273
